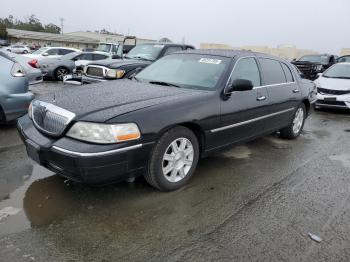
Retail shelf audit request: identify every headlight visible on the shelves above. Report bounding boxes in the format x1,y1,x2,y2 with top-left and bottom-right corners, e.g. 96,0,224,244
106,69,125,79
66,122,141,144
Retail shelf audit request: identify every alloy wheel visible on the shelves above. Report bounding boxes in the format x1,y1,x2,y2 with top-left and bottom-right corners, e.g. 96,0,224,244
162,137,194,183
292,107,304,134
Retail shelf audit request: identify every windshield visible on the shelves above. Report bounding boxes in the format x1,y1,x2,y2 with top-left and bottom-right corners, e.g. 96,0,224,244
136,54,230,90
32,47,49,55
96,44,112,53
125,44,165,61
298,55,329,64
323,63,350,79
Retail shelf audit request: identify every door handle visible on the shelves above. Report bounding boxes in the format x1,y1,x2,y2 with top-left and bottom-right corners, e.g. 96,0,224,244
293,89,300,93
256,96,267,101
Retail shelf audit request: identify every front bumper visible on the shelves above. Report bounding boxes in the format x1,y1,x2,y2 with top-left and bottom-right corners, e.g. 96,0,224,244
315,93,350,109
17,115,154,184
63,74,107,85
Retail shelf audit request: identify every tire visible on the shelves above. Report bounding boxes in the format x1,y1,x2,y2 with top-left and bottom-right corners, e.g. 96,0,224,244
23,50,28,54
280,103,306,139
145,126,200,191
0,106,5,124
54,67,70,81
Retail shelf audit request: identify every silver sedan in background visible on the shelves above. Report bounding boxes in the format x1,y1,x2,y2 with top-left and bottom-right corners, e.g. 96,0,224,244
38,52,110,81
0,52,34,123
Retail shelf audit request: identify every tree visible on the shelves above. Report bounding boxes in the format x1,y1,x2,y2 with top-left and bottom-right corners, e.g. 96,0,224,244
45,23,61,34
0,15,61,34
0,23,7,39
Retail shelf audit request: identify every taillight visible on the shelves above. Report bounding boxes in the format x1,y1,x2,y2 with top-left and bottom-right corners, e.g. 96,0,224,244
28,59,38,68
11,62,26,77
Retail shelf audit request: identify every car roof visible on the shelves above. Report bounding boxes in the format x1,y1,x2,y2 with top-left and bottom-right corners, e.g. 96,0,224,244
176,49,284,60
139,42,193,47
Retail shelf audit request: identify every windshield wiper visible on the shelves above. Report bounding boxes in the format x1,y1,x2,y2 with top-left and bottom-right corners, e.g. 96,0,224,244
149,81,180,88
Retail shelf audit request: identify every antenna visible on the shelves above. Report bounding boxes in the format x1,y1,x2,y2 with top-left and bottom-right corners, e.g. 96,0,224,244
60,17,65,34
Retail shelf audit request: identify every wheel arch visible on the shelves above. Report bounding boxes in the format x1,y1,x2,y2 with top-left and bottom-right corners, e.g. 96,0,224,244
302,99,310,115
156,122,206,156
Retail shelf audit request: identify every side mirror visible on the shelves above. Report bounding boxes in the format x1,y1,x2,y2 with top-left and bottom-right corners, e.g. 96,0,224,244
42,52,49,56
226,79,253,93
317,73,322,78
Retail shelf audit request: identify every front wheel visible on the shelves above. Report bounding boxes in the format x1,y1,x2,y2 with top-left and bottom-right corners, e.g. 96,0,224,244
145,126,199,191
280,104,306,139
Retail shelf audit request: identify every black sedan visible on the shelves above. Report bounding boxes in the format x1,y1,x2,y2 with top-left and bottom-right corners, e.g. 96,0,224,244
17,50,316,191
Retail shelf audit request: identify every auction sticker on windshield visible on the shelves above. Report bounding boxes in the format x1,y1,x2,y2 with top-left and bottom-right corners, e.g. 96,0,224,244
199,58,222,64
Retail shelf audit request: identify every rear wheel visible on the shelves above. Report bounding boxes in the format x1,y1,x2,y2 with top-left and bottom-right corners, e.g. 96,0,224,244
145,126,199,191
23,50,28,54
280,104,306,139
54,67,70,81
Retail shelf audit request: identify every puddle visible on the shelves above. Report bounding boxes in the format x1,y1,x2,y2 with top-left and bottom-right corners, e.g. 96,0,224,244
329,154,350,168
264,136,291,149
0,164,55,235
311,130,331,139
219,145,252,159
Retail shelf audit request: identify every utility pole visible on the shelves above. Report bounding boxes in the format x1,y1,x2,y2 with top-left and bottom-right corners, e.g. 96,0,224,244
60,18,64,34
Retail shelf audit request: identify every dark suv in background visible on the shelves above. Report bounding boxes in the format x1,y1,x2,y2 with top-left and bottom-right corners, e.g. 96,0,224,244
292,54,336,80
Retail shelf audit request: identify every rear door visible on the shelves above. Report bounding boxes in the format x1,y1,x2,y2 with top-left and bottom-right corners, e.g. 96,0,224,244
258,57,301,131
214,56,270,147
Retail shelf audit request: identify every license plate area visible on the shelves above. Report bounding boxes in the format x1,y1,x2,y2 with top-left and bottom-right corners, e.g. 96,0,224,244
324,97,337,102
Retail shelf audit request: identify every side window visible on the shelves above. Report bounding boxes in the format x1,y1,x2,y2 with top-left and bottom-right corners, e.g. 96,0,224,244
93,54,108,60
163,46,183,56
59,49,75,55
281,63,294,82
80,53,93,60
112,45,118,53
229,57,261,87
259,58,286,85
47,49,60,55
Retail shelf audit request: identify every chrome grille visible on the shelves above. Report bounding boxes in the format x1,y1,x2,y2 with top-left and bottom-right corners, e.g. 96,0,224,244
86,66,105,78
318,87,350,95
32,100,75,136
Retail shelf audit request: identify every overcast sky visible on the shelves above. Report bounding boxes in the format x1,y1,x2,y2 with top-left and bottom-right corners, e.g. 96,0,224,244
1,0,349,54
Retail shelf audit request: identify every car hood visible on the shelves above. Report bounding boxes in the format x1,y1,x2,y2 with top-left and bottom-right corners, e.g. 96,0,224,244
88,58,151,68
317,76,350,90
37,79,207,122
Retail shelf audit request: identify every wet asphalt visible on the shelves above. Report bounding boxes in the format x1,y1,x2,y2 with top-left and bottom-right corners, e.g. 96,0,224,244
0,82,349,262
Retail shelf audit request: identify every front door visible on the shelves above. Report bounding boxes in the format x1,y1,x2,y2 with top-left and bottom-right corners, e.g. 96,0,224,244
212,57,270,148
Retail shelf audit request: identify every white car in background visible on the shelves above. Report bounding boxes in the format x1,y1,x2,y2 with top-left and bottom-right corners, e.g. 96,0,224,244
314,62,350,109
6,44,31,54
25,47,80,60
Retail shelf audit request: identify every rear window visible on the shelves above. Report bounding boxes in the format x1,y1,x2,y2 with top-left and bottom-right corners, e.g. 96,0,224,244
281,63,294,82
259,58,286,85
